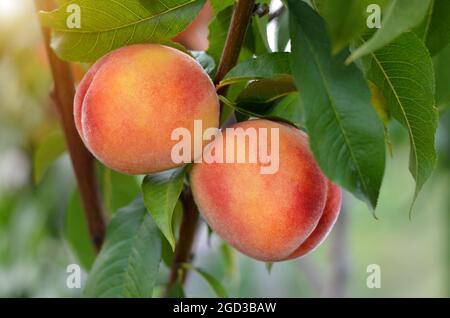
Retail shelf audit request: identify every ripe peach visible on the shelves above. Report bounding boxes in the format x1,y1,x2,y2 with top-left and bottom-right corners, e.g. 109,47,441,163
74,44,220,175
173,1,213,51
190,119,339,262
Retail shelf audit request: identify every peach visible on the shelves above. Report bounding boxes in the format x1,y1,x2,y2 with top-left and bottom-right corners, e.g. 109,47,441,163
190,119,340,262
286,181,342,259
74,44,220,175
173,1,214,51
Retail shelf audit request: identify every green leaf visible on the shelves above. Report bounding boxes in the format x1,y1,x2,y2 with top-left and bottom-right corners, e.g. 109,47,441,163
231,77,299,125
220,52,292,87
312,0,368,54
220,243,237,278
367,32,438,206
208,5,234,66
98,165,140,215
348,0,431,62
288,0,386,209
434,43,450,110
415,0,450,56
236,76,297,107
161,200,183,267
219,95,300,128
142,168,186,251
84,200,161,298
161,233,174,267
265,262,273,274
210,0,234,14
33,130,66,184
168,280,185,298
182,264,228,298
65,191,96,270
252,15,271,54
39,0,206,62
275,8,290,52
207,5,256,72
207,224,214,246
266,93,304,128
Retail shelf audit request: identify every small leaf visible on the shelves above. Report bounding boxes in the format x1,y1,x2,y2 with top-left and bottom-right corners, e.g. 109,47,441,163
236,76,297,108
84,199,161,298
183,264,228,298
288,0,386,209
367,32,438,208
65,191,96,270
33,130,66,184
348,0,431,62
142,168,186,250
220,243,237,278
207,224,214,246
220,52,291,87
265,262,273,274
161,200,183,267
168,280,185,298
39,0,206,62
219,95,300,128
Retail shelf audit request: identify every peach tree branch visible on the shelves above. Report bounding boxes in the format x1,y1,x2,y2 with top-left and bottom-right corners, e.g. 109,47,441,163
34,0,106,251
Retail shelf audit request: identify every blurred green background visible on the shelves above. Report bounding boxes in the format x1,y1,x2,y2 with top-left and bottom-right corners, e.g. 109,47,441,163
0,0,449,298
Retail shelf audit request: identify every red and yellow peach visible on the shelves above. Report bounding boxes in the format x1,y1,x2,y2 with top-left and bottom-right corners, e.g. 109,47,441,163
190,119,342,261
74,44,220,174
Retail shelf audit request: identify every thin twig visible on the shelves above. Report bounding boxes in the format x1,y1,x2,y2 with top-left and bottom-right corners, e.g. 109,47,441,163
165,0,257,295
164,188,199,296
34,0,106,251
268,6,285,22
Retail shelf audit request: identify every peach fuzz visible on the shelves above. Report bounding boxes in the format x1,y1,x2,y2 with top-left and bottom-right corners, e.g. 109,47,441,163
190,119,332,262
74,44,220,175
173,1,213,51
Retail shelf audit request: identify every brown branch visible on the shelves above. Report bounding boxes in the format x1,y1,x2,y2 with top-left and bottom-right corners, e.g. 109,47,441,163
164,188,200,296
215,0,256,89
35,0,106,251
165,0,256,296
